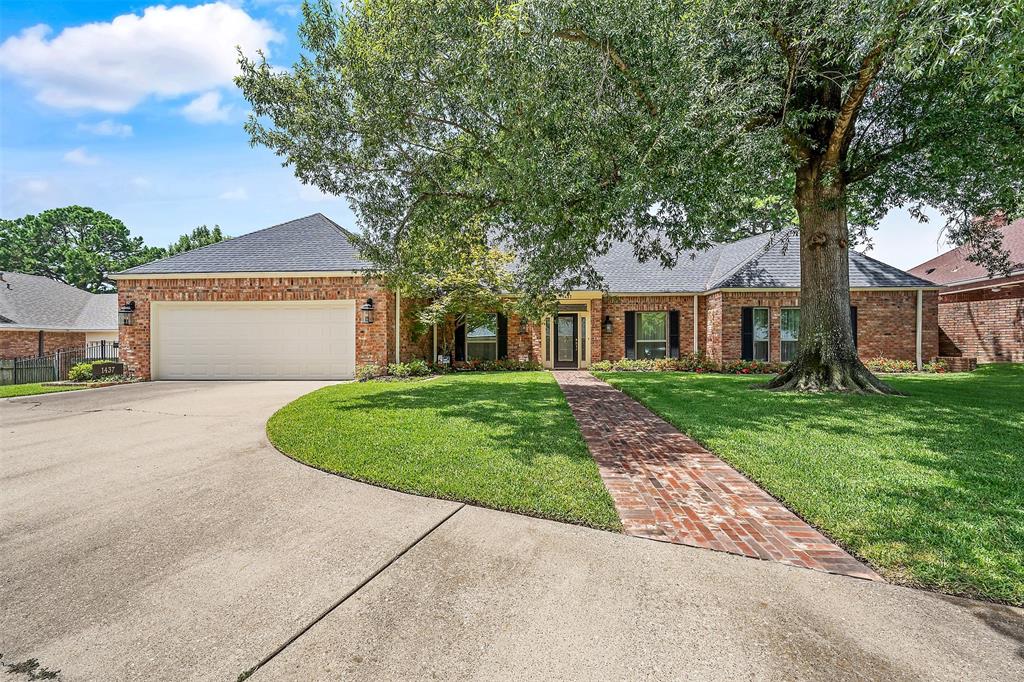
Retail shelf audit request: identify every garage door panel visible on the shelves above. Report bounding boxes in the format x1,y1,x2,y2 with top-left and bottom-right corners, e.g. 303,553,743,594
154,302,355,380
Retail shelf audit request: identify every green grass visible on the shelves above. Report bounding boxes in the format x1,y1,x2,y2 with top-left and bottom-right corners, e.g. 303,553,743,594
267,372,621,531
0,383,87,398
597,364,1024,605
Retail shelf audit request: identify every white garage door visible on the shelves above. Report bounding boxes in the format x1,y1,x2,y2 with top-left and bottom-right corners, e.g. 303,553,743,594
152,301,356,380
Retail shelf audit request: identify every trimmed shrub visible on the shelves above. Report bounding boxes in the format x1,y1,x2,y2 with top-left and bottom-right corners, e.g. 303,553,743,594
67,362,94,382
356,363,386,381
720,359,784,375
865,357,916,373
592,353,718,374
924,359,949,373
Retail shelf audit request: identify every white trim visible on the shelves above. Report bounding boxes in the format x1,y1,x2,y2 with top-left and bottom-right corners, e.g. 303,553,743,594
0,326,115,333
937,278,1024,295
924,268,1024,290
915,289,923,370
110,270,365,281
394,289,401,364
607,291,703,297
703,286,941,295
692,294,699,353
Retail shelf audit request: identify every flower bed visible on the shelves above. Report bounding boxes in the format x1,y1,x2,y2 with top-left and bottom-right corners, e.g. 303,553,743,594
865,357,949,374
357,358,543,381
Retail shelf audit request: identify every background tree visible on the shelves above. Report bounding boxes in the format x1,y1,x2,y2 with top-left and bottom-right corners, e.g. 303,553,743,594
239,0,1023,392
167,225,229,256
0,206,163,292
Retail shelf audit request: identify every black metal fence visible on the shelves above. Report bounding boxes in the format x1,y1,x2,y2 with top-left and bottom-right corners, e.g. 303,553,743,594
0,341,120,386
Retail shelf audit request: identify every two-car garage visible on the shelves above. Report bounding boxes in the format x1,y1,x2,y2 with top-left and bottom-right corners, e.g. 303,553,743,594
151,301,356,380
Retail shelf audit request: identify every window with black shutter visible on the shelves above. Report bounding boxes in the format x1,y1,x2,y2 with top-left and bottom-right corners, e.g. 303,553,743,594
624,312,636,359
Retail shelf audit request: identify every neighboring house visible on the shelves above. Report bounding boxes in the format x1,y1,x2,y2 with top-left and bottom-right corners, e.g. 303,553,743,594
111,213,939,380
0,272,118,359
909,218,1024,363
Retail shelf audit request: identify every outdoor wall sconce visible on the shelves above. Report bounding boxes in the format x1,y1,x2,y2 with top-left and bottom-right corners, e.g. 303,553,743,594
519,317,528,335
603,315,613,334
360,298,375,324
118,301,136,326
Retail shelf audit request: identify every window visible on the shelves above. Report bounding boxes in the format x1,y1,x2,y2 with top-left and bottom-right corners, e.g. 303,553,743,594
635,312,668,359
466,314,498,361
780,308,800,362
752,307,769,361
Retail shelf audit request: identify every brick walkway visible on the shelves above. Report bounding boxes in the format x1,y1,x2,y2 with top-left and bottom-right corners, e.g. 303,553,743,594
554,371,880,581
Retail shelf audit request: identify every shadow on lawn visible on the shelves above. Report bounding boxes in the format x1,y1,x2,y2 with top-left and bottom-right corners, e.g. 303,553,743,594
600,364,1024,604
318,373,595,467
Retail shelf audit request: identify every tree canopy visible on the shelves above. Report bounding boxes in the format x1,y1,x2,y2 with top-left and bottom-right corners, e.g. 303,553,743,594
167,225,229,256
238,0,1023,391
0,206,163,292
0,208,232,292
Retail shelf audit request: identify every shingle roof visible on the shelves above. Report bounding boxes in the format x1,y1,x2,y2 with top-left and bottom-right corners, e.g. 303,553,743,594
908,218,1024,285
0,273,117,331
115,213,370,275
593,229,933,292
113,212,929,291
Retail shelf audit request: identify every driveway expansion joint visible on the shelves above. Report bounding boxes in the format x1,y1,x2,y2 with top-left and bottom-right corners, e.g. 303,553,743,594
237,502,465,681
554,370,881,582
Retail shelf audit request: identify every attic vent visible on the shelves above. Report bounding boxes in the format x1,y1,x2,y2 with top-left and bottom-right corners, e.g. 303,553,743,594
0,315,13,324
925,268,935,275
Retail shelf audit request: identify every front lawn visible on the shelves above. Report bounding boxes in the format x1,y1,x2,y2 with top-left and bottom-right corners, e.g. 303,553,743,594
267,372,621,530
0,383,87,398
597,364,1024,605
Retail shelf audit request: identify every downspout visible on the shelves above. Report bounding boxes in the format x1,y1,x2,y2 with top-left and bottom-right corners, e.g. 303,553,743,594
915,288,923,370
432,323,437,362
395,289,401,364
692,294,699,354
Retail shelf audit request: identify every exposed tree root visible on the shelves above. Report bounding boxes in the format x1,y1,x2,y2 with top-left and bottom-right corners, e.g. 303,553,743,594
760,358,902,395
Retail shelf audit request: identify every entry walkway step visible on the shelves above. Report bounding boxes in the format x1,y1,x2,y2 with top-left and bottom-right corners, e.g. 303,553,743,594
553,370,881,581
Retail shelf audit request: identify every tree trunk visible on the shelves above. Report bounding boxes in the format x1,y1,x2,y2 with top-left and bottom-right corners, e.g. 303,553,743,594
765,168,897,394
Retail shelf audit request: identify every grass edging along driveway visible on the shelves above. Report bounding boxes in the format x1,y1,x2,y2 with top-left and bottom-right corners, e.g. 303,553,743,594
0,383,88,398
596,364,1024,606
266,372,621,531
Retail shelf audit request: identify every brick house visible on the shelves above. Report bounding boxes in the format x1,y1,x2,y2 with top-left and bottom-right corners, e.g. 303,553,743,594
0,272,118,359
111,214,939,380
908,218,1024,363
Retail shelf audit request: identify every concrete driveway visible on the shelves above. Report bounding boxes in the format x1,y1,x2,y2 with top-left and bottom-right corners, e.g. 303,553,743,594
1,382,1021,681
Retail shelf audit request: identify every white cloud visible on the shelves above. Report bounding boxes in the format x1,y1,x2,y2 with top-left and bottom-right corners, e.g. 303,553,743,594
131,176,152,189
219,186,249,200
64,147,100,165
77,119,133,137
0,3,280,112
181,91,232,123
20,179,51,195
275,4,300,17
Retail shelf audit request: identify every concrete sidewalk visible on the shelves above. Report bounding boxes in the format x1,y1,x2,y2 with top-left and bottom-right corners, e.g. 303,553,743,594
2,382,1021,681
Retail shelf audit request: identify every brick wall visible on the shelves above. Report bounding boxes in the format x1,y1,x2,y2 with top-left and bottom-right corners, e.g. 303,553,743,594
936,279,1024,362
116,276,392,379
599,295,699,361
0,330,87,359
707,289,937,364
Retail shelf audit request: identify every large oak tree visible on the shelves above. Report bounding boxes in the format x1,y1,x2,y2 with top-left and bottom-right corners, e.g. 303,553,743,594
238,0,1023,392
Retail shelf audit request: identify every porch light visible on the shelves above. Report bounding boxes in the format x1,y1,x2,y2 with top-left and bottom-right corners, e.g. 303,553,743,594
118,301,136,326
603,315,613,334
518,317,528,335
360,298,375,324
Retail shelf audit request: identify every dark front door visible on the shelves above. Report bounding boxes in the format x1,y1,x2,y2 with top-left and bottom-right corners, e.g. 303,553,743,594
553,314,578,368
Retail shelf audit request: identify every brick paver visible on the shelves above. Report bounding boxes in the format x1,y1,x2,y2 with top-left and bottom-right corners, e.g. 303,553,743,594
555,371,881,581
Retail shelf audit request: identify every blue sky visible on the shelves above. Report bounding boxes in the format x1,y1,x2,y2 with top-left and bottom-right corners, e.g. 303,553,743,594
1,1,952,269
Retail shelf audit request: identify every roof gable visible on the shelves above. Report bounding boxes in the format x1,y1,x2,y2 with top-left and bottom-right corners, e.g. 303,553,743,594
116,213,370,276
0,273,116,331
908,218,1024,285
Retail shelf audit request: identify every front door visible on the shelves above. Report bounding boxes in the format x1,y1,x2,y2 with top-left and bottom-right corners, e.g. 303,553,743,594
553,314,578,368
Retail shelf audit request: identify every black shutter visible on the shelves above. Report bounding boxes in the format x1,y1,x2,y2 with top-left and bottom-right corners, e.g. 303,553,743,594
740,307,754,361
624,312,636,359
850,306,858,349
454,320,466,361
497,313,508,359
668,310,680,359
37,330,44,356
